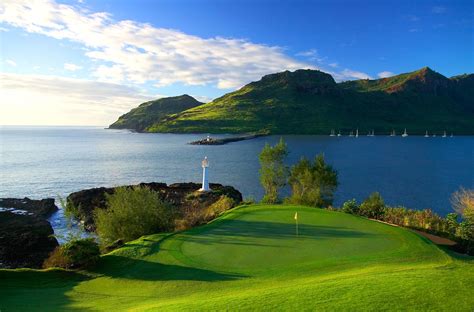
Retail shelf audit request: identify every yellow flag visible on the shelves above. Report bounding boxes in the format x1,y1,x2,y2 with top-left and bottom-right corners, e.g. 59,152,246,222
294,212,298,220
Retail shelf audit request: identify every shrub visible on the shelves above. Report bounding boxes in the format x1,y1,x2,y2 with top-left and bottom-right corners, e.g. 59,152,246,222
176,195,235,231
94,186,174,244
288,154,338,207
242,196,256,205
204,195,235,220
342,199,359,214
43,238,100,269
43,247,70,269
451,187,474,221
445,213,459,236
359,192,385,219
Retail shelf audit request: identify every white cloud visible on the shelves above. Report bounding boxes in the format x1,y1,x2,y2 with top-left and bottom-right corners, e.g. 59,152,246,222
0,0,312,89
297,49,318,57
0,73,153,126
296,49,327,64
5,59,17,66
378,71,394,78
338,69,372,80
328,62,338,68
64,63,82,71
432,6,446,14
193,95,213,103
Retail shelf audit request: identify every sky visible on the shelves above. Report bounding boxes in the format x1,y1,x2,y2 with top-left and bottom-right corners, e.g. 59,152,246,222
0,0,473,126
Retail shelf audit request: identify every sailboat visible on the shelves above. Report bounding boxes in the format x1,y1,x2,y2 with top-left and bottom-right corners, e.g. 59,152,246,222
390,130,396,137
330,129,336,137
442,131,447,138
424,131,429,138
450,133,454,138
337,131,342,137
355,129,359,138
402,128,408,137
349,131,354,137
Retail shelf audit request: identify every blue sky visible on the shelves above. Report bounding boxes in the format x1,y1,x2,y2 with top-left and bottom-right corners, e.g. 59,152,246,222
0,0,473,125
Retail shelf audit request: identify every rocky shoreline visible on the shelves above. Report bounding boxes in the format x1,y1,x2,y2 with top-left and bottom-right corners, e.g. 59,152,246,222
189,133,266,145
1,182,242,268
0,198,59,269
68,182,242,231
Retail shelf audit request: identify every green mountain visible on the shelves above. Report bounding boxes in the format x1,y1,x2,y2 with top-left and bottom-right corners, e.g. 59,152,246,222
109,94,203,132
111,68,474,134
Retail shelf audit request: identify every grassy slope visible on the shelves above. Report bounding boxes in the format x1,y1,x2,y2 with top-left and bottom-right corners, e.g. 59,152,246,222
1,205,473,311
147,69,474,134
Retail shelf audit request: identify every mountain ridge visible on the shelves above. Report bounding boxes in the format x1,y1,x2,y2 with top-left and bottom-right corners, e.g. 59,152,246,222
110,67,474,134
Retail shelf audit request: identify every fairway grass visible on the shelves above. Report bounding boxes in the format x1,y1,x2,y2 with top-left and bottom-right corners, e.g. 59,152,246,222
1,205,473,311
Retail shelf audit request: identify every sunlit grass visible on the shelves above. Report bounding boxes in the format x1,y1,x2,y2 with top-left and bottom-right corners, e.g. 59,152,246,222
1,205,473,311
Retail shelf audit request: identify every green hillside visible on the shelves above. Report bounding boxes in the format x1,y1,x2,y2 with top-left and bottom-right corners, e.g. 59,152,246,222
139,67,473,134
109,94,203,132
1,205,473,311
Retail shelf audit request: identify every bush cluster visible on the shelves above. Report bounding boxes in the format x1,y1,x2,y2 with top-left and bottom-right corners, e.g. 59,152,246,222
340,189,474,255
175,195,235,231
43,238,100,269
94,186,174,245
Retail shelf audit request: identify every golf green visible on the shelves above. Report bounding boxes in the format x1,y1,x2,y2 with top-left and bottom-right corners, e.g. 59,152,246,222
1,205,473,311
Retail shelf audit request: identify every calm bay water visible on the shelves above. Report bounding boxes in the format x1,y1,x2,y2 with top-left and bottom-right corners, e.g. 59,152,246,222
1,126,473,235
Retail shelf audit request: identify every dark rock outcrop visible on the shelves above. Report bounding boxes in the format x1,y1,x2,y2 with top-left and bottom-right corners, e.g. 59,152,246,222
0,197,59,268
67,182,243,231
0,212,58,268
0,197,58,218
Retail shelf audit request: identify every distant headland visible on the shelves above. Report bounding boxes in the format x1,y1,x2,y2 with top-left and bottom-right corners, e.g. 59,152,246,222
109,67,474,135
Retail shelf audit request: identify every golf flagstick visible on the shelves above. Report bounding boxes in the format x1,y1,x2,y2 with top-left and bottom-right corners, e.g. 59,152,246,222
294,212,298,236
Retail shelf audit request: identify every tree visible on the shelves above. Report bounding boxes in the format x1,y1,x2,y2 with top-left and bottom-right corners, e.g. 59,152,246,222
259,138,289,203
94,186,173,244
359,192,385,219
288,154,338,207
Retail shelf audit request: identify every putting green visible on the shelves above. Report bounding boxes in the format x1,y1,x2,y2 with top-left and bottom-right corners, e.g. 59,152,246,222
170,205,440,272
1,204,473,311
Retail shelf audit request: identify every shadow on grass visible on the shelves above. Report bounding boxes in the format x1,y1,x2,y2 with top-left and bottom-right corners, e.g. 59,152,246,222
175,219,372,247
0,269,93,311
95,255,245,282
437,245,474,262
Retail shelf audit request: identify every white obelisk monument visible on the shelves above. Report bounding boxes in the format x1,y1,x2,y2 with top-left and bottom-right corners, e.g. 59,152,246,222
199,156,210,192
